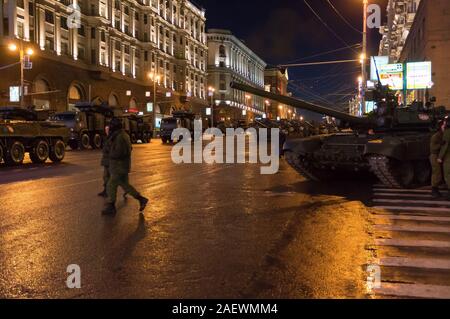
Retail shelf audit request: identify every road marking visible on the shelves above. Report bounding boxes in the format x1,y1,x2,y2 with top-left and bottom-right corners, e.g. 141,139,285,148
374,193,435,199
374,239,450,248
374,206,450,213
372,214,450,222
374,224,450,234
374,283,450,299
374,188,441,194
373,198,450,206
375,257,450,270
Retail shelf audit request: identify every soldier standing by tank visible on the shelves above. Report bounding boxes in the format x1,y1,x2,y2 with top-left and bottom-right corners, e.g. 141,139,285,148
102,118,149,215
430,120,446,198
437,119,450,200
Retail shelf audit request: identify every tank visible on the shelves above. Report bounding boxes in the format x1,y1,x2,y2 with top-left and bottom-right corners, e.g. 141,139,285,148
0,108,70,165
230,81,448,188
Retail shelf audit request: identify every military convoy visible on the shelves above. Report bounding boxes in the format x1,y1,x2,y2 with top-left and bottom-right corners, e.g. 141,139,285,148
230,81,448,188
51,103,114,150
0,107,69,165
120,113,153,144
160,111,197,144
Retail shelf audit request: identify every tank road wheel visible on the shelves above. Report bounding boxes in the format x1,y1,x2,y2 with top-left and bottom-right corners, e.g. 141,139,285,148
49,140,66,163
91,134,102,149
284,151,335,181
30,139,50,164
368,155,415,188
414,160,431,186
80,133,90,150
5,141,25,166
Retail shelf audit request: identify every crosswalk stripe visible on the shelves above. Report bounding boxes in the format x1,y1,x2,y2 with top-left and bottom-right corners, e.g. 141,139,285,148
373,198,450,206
374,193,435,199
374,239,450,248
374,224,450,234
374,188,439,194
375,257,450,270
371,215,450,222
374,283,450,299
374,206,450,213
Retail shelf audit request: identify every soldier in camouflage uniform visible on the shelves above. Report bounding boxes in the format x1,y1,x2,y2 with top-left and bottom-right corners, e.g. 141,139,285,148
430,120,446,198
102,118,149,215
438,120,450,200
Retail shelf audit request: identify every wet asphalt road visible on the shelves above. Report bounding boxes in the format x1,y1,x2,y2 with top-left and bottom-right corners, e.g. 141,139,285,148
0,141,373,299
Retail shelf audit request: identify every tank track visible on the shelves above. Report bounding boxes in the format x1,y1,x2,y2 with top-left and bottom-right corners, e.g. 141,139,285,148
284,151,320,181
368,155,402,188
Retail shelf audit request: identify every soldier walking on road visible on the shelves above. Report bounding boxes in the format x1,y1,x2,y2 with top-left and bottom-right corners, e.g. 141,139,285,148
98,125,128,199
437,119,450,200
102,118,149,215
430,119,446,198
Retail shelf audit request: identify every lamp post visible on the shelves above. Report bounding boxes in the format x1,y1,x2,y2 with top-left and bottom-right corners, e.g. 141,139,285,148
148,72,160,136
9,41,34,107
208,86,215,127
361,0,368,114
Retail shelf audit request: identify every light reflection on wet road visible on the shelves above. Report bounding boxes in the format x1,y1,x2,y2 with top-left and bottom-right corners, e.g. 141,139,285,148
0,142,372,298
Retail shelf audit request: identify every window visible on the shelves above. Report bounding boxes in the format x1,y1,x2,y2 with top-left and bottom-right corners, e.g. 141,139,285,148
61,16,68,30
45,10,54,24
78,25,85,36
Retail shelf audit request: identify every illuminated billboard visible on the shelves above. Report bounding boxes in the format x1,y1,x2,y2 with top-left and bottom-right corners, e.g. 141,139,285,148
379,63,404,90
407,62,433,89
370,56,389,81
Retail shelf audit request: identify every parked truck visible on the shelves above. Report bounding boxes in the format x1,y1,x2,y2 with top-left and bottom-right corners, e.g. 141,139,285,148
0,107,69,165
120,113,153,144
51,103,114,150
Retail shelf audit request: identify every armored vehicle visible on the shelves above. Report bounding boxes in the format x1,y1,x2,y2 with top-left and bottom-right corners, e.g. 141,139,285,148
121,113,153,144
160,111,196,144
51,103,114,150
0,108,69,165
230,81,448,188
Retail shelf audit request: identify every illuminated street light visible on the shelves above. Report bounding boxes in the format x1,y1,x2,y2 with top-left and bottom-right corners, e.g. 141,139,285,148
8,43,18,52
8,42,36,107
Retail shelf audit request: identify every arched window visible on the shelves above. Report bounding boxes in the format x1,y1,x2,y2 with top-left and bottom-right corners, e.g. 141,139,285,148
108,93,119,107
68,83,86,111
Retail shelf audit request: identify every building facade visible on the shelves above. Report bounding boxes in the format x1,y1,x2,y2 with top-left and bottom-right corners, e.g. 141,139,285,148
398,0,450,107
379,0,450,107
0,0,208,121
264,66,295,120
207,29,266,125
379,0,421,62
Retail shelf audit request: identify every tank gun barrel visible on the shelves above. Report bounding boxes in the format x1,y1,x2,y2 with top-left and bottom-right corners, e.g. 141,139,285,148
230,82,371,127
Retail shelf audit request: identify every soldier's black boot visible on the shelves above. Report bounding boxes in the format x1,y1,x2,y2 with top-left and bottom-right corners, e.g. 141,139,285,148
137,196,149,212
102,202,117,215
98,189,108,198
432,187,442,199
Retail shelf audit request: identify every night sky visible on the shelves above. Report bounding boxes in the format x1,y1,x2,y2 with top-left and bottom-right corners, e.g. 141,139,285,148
195,0,389,111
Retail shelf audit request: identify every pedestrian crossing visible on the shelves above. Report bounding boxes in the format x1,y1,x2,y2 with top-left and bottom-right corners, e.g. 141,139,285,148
368,184,450,299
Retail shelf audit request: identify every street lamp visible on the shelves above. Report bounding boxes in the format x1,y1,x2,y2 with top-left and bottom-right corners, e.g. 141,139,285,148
208,86,215,127
148,72,161,136
361,0,369,114
9,41,34,107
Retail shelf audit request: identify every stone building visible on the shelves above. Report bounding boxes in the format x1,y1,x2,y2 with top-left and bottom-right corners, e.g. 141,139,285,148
207,29,266,125
264,65,295,120
397,0,450,107
0,0,208,122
